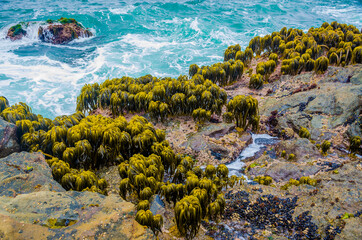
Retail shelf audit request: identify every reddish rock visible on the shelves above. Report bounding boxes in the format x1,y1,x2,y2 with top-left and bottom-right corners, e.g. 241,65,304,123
38,21,92,44
6,24,27,41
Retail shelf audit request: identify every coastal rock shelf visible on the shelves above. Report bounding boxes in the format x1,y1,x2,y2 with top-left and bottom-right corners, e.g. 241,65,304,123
0,152,153,239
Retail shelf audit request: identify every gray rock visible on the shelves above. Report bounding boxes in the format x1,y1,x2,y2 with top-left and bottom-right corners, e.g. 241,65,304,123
261,65,362,142
0,118,20,158
276,138,320,162
150,194,165,215
249,162,322,182
0,152,64,197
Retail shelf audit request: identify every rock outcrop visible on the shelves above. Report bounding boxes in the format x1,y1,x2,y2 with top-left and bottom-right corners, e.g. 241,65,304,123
38,18,92,44
0,118,20,158
0,152,64,196
261,65,362,148
6,24,26,41
0,152,154,240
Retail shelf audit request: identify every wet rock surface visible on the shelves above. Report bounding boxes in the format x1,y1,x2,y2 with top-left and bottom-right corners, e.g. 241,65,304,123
248,161,322,182
38,22,92,44
0,118,20,158
6,23,27,41
0,191,153,240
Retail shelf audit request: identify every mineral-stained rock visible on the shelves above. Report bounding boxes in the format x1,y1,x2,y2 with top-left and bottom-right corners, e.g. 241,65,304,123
38,18,92,44
0,191,154,240
0,152,64,196
0,118,20,158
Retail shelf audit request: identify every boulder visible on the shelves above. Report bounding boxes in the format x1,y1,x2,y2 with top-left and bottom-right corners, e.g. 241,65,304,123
6,23,27,41
0,118,20,158
38,18,92,44
0,152,64,197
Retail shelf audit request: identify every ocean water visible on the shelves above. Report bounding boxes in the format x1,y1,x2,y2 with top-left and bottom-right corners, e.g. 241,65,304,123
0,0,361,119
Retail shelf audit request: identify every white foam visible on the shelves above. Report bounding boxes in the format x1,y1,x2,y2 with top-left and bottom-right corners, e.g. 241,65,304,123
190,17,201,33
225,134,278,178
209,26,244,46
121,33,177,50
109,5,136,15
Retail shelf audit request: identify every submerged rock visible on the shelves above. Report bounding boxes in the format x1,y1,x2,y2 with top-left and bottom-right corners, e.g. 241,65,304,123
6,23,27,41
0,118,20,158
38,18,92,44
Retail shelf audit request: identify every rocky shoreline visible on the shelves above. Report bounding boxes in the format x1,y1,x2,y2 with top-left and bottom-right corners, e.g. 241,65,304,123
0,20,361,239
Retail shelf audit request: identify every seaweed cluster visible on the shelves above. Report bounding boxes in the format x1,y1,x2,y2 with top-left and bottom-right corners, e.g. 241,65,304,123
299,127,311,139
224,95,259,131
0,100,109,194
118,153,242,238
253,175,273,185
76,74,260,130
348,136,361,154
44,17,83,28
189,59,245,86
281,176,317,190
321,140,331,155
0,95,249,237
77,75,227,120
223,21,362,89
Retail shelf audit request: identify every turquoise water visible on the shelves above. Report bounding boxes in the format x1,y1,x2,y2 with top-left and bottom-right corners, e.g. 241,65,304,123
0,0,361,119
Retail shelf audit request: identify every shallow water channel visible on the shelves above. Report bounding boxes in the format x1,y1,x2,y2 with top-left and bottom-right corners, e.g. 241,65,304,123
226,134,279,178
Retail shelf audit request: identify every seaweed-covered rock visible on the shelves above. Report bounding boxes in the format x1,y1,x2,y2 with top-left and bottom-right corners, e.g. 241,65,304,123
38,18,92,44
0,152,64,196
0,118,20,158
6,23,27,41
